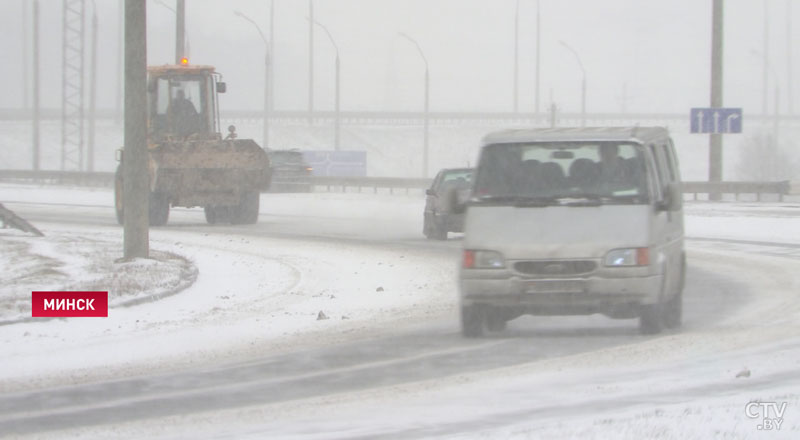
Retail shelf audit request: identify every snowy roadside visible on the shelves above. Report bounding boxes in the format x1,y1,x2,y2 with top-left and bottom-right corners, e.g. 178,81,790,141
685,201,800,245
0,186,456,393
0,228,197,324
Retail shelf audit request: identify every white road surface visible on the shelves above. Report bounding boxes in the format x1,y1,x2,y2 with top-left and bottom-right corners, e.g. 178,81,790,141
0,184,799,439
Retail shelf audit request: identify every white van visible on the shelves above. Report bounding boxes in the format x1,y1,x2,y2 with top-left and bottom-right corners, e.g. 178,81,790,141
458,127,685,337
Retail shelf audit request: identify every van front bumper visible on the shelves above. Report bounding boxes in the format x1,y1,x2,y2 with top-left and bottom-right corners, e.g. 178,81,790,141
460,269,662,315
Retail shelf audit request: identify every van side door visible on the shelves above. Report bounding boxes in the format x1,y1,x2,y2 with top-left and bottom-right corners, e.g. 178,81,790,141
648,140,684,299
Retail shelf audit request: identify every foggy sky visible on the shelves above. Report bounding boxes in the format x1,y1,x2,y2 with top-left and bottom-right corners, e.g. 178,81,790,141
1,0,798,115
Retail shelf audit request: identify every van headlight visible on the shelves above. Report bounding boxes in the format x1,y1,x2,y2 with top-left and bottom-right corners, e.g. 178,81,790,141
463,250,505,269
604,248,650,267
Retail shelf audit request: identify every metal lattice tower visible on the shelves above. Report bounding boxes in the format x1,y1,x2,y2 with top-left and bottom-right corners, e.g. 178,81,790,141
61,0,85,171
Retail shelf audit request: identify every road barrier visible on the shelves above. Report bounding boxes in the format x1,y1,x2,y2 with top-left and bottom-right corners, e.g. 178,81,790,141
0,170,794,201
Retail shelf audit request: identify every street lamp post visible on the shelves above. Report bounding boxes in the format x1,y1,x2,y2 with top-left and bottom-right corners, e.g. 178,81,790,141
308,18,340,151
399,32,429,178
176,0,185,63
154,0,185,63
559,40,586,127
235,11,271,149
32,0,40,171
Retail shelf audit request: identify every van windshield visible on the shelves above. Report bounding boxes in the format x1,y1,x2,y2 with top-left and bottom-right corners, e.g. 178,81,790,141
473,142,649,204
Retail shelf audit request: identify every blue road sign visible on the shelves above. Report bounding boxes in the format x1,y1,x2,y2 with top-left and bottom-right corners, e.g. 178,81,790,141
690,107,743,134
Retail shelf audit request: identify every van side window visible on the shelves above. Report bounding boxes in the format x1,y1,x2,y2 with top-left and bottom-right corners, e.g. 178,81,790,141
663,140,681,182
647,144,667,200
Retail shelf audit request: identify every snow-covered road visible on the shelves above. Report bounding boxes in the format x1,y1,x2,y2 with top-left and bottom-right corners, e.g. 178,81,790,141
1,184,799,439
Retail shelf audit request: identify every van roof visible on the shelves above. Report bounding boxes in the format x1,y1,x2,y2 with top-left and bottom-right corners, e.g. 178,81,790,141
482,126,670,145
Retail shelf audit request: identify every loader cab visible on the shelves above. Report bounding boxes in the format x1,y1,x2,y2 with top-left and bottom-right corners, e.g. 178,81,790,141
147,64,225,141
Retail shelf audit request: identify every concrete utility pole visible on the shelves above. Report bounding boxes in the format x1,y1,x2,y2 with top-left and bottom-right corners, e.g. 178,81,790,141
176,0,185,63
708,0,723,200
123,0,149,259
32,0,40,171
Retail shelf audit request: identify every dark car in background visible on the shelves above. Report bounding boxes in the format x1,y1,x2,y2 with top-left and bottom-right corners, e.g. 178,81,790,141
423,168,473,240
266,149,314,192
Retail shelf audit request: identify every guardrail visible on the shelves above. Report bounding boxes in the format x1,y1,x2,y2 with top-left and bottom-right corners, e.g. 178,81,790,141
0,170,115,187
0,170,795,201
681,181,792,202
311,176,429,194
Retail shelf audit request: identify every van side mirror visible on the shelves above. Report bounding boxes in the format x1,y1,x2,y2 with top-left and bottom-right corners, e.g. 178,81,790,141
425,188,435,196
217,82,227,93
658,183,682,211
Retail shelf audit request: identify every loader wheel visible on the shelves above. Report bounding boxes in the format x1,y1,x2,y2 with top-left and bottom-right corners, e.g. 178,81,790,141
232,191,260,224
205,206,231,224
148,192,170,226
114,167,124,225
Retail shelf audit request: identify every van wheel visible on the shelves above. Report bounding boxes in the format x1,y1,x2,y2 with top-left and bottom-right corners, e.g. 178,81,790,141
639,303,663,335
149,192,170,226
461,305,485,338
662,290,682,329
663,264,685,329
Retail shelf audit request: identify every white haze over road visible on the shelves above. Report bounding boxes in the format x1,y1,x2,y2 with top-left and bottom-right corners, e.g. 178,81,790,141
0,184,799,439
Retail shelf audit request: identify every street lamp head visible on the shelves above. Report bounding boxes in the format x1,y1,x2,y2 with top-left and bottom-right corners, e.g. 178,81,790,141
398,32,428,69
154,0,176,14
235,11,268,46
558,40,585,75
306,17,339,56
